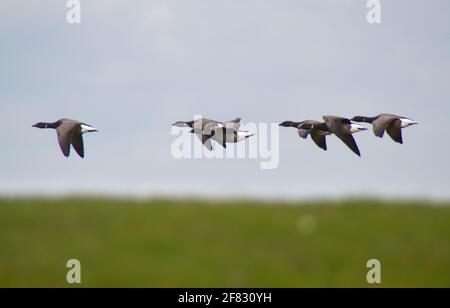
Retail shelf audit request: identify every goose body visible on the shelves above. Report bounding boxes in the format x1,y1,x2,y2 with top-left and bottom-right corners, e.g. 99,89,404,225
322,116,367,157
33,119,98,158
172,117,243,150
351,114,418,144
296,116,367,157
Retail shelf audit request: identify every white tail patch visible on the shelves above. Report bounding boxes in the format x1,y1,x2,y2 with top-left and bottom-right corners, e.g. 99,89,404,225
400,118,418,128
81,124,98,134
237,131,255,141
350,124,368,134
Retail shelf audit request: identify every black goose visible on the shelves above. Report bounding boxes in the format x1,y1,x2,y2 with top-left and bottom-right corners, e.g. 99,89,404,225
33,119,98,158
301,116,368,157
351,114,418,144
172,117,241,150
279,120,331,151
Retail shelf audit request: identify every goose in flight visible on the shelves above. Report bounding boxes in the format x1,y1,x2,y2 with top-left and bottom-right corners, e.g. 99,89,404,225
33,119,98,158
301,116,367,157
279,120,331,151
351,114,418,144
172,117,241,150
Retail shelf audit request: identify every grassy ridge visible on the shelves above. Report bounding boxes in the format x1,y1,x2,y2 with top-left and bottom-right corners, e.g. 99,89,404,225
0,199,449,288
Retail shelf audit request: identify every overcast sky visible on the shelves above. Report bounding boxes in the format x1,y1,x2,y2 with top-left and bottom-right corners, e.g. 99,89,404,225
1,0,449,199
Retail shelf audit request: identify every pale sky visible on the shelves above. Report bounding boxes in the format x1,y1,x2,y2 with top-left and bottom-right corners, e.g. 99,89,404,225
1,0,449,199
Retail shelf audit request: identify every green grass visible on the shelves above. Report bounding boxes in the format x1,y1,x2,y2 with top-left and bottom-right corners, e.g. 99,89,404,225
0,198,449,288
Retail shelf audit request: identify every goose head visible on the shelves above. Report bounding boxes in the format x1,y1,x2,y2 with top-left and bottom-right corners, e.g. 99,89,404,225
172,121,194,128
351,116,369,123
32,122,48,129
33,121,60,129
279,121,297,128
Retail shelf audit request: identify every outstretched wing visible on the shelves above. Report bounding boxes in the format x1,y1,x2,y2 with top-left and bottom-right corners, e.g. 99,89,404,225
297,129,310,139
211,127,229,148
323,116,361,156
337,133,361,157
224,117,241,130
56,122,79,157
372,115,397,138
71,134,85,158
386,120,403,144
195,134,213,151
310,132,327,151
203,139,213,151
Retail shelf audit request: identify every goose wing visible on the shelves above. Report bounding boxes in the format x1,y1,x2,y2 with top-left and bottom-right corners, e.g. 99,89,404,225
71,134,85,158
211,127,231,148
310,131,327,151
337,133,361,156
203,139,213,151
297,129,310,139
224,117,241,130
191,119,221,151
323,116,361,156
195,133,214,151
386,119,403,144
56,122,80,157
201,119,221,135
297,120,322,139
372,115,398,138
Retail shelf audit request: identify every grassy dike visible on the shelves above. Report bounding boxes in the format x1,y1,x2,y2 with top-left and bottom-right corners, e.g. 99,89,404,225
0,198,449,287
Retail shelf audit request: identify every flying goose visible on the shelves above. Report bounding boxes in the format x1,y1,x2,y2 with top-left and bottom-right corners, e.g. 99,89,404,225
279,120,331,151
172,117,241,150
301,116,367,156
351,114,418,144
33,119,98,158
